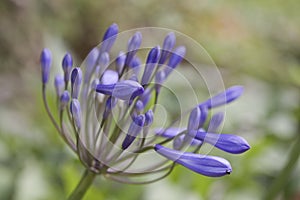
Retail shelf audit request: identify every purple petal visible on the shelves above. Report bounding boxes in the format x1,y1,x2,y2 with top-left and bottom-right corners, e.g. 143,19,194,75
101,70,119,85
96,80,144,101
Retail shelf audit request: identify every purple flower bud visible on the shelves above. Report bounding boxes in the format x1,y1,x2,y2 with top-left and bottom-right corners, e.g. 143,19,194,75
71,67,82,99
129,56,142,77
62,52,73,83
127,32,142,52
130,56,142,68
201,86,244,109
194,131,250,154
40,48,52,84
187,107,201,132
96,80,144,101
122,114,145,150
101,70,119,85
70,99,82,129
145,109,154,126
103,96,117,119
208,112,224,132
54,74,65,97
155,127,186,138
139,88,152,107
155,70,166,93
159,32,176,65
168,46,186,67
173,134,203,150
100,23,118,53
141,46,161,85
135,100,144,112
125,32,142,66
182,107,202,147
155,144,232,177
116,51,126,75
60,90,70,109
165,46,186,75
85,48,99,83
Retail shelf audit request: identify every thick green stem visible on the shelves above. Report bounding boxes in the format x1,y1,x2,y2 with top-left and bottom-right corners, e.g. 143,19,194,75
68,169,96,200
264,121,300,200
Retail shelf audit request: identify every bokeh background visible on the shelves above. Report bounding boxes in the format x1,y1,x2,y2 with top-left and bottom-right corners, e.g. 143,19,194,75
0,0,300,199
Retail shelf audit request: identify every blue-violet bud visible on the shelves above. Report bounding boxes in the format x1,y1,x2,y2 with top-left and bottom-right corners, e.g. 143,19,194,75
54,74,65,97
60,90,70,109
141,46,161,85
100,23,118,53
103,96,117,119
208,112,224,132
194,131,250,154
168,46,186,68
135,100,144,112
187,107,201,133
62,52,73,83
40,48,52,84
85,48,99,83
159,32,176,65
145,109,154,126
201,86,244,109
70,99,82,129
122,114,145,149
155,144,232,177
71,67,82,99
116,51,126,75
125,32,142,66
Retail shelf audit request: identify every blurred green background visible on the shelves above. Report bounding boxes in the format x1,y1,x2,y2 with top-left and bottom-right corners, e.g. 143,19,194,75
0,0,300,199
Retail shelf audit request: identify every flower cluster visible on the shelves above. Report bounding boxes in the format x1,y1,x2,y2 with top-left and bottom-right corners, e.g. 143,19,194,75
40,23,250,184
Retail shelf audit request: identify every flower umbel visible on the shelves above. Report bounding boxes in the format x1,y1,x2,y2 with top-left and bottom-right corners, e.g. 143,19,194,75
40,24,250,188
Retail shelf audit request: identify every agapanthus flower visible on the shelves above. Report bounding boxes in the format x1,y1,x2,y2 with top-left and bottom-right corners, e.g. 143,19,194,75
40,23,250,186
